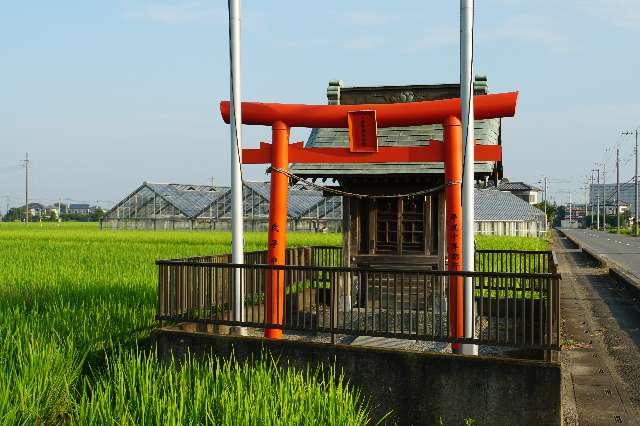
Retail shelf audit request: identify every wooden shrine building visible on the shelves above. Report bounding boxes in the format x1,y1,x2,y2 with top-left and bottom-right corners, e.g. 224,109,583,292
290,76,503,270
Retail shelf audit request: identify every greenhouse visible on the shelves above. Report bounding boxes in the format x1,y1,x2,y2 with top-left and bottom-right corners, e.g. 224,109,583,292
101,181,342,231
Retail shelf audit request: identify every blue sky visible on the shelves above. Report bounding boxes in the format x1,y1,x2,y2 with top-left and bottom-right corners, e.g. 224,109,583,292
1,1,639,210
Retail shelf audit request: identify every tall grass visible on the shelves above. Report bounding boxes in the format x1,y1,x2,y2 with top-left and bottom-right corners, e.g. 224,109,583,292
475,234,550,251
78,352,370,425
0,223,370,424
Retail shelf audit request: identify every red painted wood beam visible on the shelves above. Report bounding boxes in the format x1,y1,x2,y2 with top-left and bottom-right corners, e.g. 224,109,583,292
444,116,464,350
242,141,502,164
265,121,289,339
220,92,518,128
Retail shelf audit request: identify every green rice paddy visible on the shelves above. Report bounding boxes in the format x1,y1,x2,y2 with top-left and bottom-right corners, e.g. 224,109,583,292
0,222,373,425
475,234,551,251
0,222,548,424
475,234,553,300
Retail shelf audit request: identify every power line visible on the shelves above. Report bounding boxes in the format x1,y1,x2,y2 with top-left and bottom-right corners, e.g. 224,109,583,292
588,133,639,233
268,167,447,199
595,174,636,203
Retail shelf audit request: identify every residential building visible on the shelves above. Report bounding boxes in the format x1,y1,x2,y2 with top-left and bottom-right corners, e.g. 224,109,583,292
475,189,547,237
487,181,541,205
589,182,639,217
68,203,95,215
604,203,629,216
568,204,587,219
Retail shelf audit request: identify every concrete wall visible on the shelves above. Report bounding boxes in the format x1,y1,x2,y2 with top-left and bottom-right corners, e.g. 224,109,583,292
475,220,543,237
153,329,561,426
560,220,580,229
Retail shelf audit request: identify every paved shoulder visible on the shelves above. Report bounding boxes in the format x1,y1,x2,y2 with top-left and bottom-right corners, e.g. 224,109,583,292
555,232,640,424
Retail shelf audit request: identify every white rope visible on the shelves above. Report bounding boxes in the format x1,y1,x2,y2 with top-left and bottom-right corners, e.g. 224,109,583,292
267,167,448,199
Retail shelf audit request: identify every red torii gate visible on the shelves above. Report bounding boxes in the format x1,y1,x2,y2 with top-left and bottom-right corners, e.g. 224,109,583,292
220,92,518,339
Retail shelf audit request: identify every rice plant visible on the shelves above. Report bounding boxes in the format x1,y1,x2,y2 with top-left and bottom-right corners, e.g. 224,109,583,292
78,351,370,425
0,223,371,425
475,234,550,251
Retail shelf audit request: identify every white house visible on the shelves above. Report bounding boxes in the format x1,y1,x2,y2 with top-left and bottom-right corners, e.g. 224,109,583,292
475,189,547,237
490,181,541,205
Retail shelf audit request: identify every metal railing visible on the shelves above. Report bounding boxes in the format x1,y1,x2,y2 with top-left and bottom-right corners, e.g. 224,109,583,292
174,247,556,274
475,249,556,274
157,248,560,351
173,246,343,268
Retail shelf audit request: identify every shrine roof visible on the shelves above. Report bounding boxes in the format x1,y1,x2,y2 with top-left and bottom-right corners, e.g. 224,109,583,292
290,77,502,178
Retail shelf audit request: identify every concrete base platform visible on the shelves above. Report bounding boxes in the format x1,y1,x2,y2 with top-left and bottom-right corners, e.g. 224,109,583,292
153,327,560,425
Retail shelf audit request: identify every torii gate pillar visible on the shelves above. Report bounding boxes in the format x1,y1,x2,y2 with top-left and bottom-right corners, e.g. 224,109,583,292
444,116,464,348
264,120,290,338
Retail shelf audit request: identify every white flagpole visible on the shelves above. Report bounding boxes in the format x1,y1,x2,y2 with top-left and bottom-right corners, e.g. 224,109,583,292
229,0,246,334
461,0,478,355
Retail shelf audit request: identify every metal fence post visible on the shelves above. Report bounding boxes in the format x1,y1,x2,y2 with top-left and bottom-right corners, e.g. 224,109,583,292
331,270,338,344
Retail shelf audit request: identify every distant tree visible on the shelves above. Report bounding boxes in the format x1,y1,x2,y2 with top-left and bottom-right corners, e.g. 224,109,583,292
3,207,24,222
60,207,105,222
603,211,630,229
553,205,566,227
584,215,593,228
61,212,85,221
90,207,105,222
533,201,557,226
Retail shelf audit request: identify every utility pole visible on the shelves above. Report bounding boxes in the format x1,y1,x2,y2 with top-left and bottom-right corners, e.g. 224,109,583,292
623,130,639,236
594,168,600,230
590,172,594,228
460,0,477,356
544,176,549,232
537,177,548,229
569,192,572,222
22,153,30,224
584,180,588,227
602,164,606,230
616,147,620,233
228,0,246,335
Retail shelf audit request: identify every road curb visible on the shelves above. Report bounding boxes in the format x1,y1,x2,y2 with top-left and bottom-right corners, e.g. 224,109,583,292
557,229,640,299
609,267,640,299
582,246,608,269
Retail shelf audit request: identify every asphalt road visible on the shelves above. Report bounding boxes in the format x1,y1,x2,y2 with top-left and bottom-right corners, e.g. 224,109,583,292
561,228,640,280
